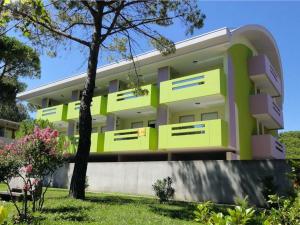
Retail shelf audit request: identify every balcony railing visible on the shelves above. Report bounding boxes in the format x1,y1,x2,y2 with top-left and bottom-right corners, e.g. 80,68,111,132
158,119,228,150
252,134,285,159
67,96,107,120
160,68,226,105
104,127,157,152
107,84,158,114
36,104,67,123
248,55,282,96
250,94,283,129
67,133,104,154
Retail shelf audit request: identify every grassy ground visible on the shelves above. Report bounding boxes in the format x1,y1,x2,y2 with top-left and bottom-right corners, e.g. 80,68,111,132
0,184,198,225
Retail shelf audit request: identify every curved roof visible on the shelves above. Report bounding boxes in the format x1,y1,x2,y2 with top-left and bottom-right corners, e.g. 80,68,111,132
231,24,283,98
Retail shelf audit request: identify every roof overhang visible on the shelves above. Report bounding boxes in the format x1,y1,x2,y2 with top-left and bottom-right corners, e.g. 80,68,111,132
17,25,283,103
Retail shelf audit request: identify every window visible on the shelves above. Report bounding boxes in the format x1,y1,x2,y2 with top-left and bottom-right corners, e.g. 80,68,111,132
201,112,218,121
0,127,4,137
131,121,143,129
179,115,195,123
148,120,156,128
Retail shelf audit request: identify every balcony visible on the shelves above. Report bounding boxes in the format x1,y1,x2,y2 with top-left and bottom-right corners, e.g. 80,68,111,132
67,133,104,154
159,69,226,111
104,127,157,152
248,55,282,97
107,84,158,118
250,94,283,129
158,119,228,150
252,135,285,159
36,104,67,124
67,96,107,121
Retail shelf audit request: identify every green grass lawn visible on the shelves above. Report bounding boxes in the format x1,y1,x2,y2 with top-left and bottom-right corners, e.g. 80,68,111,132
0,184,198,225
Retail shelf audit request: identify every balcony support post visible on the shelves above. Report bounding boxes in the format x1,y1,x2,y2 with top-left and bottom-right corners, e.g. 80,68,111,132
41,98,49,108
71,90,80,101
226,152,239,160
106,114,117,131
157,66,171,128
108,79,121,93
106,79,121,131
225,54,239,156
67,121,75,136
167,152,172,161
157,66,171,87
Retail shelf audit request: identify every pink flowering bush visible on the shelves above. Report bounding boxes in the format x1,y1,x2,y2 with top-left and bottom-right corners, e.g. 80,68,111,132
0,126,68,223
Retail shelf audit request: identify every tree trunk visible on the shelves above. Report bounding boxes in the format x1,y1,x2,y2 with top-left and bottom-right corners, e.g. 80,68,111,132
69,34,100,199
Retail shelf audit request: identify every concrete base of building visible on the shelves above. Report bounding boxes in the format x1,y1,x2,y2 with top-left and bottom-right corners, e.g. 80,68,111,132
53,160,291,206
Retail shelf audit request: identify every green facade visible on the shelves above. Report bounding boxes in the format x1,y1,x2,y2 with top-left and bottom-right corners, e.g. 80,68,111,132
160,68,226,104
107,84,158,113
67,96,107,120
104,127,158,152
159,119,228,149
228,44,257,159
36,104,68,122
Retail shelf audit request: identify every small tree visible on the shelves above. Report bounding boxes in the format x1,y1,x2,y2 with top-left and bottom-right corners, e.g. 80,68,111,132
152,176,175,203
0,126,67,223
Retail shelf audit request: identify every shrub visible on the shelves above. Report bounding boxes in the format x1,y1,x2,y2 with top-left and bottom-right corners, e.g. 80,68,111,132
194,197,256,225
265,194,300,225
225,197,255,225
152,177,175,203
193,201,213,224
0,126,68,223
261,176,278,203
15,119,54,139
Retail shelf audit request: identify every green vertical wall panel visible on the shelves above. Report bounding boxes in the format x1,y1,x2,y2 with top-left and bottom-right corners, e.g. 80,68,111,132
36,104,68,122
228,44,257,160
67,133,104,154
107,84,158,113
104,127,157,152
67,96,107,120
158,119,228,149
159,69,226,104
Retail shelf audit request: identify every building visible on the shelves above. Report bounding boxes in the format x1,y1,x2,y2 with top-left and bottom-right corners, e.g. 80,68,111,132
0,119,19,146
17,24,285,161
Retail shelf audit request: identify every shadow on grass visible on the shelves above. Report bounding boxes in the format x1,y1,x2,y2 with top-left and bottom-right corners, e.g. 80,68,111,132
43,205,91,213
86,195,154,205
148,201,196,221
43,205,92,222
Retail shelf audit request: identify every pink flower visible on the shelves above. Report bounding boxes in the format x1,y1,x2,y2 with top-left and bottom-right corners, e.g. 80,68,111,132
51,130,59,138
32,179,40,186
23,183,30,191
22,164,33,174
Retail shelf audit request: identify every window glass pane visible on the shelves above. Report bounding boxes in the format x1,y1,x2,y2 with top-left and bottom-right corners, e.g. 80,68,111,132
201,112,218,121
0,127,4,137
179,115,195,123
131,121,143,129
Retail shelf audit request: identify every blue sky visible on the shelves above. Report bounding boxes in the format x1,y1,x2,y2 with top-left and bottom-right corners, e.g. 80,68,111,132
20,1,300,132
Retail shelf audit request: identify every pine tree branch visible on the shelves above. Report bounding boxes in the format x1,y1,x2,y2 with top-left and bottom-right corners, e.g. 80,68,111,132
9,7,90,47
